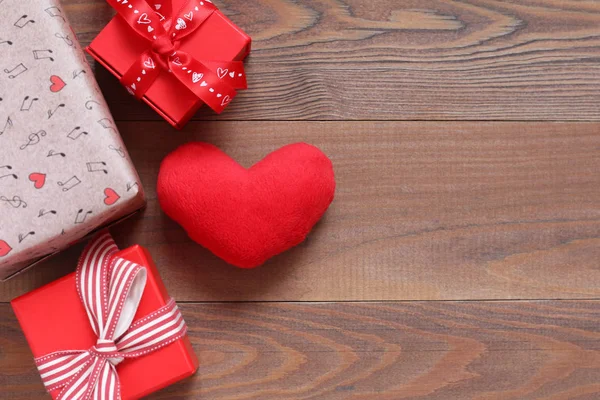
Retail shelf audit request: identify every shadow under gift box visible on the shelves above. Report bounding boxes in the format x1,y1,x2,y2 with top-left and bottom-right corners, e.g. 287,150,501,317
87,0,251,129
11,245,198,400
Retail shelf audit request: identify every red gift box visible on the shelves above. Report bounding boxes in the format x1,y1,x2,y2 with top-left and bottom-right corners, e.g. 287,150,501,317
11,242,198,399
87,0,251,129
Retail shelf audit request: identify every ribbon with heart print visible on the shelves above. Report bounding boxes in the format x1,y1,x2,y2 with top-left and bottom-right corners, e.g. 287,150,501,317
108,0,247,113
34,232,187,400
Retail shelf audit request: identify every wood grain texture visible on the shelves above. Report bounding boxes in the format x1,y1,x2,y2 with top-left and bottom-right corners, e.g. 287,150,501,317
58,0,600,121
1,301,599,399
2,121,599,302
2,1,599,398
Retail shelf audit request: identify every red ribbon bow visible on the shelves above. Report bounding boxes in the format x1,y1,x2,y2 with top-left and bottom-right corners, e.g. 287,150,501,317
108,0,247,113
35,232,187,400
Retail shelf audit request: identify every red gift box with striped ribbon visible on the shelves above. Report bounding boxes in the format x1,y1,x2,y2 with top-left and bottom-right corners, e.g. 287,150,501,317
11,240,198,399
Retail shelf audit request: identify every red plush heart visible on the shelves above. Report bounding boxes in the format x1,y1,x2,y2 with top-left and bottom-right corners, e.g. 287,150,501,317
157,142,335,268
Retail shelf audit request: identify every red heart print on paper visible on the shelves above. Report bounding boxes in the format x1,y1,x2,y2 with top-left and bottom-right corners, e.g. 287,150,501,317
28,173,46,189
0,240,12,257
50,75,66,92
104,188,120,206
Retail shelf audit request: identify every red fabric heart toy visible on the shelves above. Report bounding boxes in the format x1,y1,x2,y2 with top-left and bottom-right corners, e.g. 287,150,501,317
157,142,335,268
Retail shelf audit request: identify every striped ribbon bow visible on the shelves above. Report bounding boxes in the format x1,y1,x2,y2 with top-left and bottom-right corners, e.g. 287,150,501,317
35,232,187,400
109,0,248,114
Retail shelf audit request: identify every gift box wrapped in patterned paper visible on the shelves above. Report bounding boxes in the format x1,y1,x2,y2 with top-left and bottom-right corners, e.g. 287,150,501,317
0,0,146,280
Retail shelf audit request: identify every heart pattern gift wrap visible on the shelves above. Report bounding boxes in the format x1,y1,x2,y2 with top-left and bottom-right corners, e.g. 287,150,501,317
0,0,146,280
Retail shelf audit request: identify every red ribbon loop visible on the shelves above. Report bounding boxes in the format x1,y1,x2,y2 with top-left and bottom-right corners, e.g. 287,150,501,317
108,0,247,114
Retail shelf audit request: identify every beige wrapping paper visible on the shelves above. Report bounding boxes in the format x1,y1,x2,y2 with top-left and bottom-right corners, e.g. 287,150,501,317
0,0,146,280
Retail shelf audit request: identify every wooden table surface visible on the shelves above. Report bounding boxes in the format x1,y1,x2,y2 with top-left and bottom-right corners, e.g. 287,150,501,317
2,1,600,399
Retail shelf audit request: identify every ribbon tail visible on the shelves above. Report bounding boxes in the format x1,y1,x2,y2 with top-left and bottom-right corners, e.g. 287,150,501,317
117,299,187,357
91,362,121,400
202,61,247,89
169,51,237,114
58,357,119,400
54,355,96,400
35,350,91,393
121,50,162,100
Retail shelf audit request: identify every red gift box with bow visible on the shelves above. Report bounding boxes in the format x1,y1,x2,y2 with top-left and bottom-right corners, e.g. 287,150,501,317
87,0,251,129
11,233,198,399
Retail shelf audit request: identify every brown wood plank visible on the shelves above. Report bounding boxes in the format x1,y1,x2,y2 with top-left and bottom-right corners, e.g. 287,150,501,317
2,121,599,302
60,0,600,121
1,300,599,399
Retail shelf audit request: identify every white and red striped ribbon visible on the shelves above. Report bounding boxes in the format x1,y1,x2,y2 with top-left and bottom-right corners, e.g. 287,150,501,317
34,232,188,400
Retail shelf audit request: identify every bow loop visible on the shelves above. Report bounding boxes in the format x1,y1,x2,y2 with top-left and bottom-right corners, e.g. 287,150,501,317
76,233,148,343
105,257,147,341
34,232,187,400
75,233,119,337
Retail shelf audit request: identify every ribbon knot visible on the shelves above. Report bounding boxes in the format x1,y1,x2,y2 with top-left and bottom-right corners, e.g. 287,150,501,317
34,233,187,400
91,339,123,367
151,33,180,71
151,34,179,58
92,339,118,354
110,0,248,114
